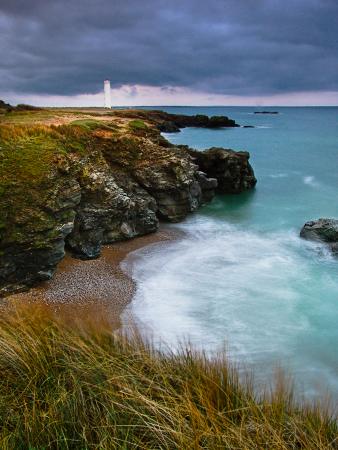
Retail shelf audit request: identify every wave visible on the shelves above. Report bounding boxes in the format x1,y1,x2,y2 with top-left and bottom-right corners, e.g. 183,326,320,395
269,173,288,178
122,217,338,401
303,175,320,187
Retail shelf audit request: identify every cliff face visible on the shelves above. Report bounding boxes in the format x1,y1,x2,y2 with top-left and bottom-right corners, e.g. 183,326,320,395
0,110,256,295
187,147,257,193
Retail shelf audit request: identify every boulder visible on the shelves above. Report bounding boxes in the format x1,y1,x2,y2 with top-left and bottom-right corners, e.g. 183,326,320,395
300,219,338,243
300,219,338,257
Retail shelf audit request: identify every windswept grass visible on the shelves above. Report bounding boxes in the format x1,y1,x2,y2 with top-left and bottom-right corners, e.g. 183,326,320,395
0,123,60,142
0,301,336,449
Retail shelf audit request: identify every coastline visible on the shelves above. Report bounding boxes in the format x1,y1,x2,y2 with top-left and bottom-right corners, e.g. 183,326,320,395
3,226,183,329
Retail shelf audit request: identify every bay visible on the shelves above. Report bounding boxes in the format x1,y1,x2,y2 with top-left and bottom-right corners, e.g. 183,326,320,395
122,107,338,402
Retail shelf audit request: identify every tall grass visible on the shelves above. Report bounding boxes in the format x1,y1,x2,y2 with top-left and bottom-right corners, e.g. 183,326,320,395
0,301,337,449
0,122,90,142
0,123,61,141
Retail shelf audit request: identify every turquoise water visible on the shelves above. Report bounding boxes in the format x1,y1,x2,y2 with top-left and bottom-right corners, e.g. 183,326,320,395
123,107,338,401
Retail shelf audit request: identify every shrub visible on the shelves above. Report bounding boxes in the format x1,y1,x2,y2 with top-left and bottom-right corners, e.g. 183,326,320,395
128,119,149,131
69,119,117,133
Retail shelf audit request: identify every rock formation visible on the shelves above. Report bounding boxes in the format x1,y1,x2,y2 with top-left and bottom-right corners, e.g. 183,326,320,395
167,114,240,129
0,110,256,295
300,218,338,255
113,110,240,133
186,147,257,193
254,111,279,114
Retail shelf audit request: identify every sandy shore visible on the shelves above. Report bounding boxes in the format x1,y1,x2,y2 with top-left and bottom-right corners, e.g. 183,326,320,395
5,226,182,329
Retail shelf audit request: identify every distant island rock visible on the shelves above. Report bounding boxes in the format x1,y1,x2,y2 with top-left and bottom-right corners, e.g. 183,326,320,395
300,218,338,255
148,112,240,132
254,111,279,114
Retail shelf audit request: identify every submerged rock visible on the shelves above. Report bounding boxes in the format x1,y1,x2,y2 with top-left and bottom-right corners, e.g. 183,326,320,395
254,111,279,114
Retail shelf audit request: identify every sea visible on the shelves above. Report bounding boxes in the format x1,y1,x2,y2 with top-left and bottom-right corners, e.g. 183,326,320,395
122,106,338,403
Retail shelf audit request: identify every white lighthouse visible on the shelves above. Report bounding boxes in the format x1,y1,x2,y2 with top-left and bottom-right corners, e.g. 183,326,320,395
104,78,111,108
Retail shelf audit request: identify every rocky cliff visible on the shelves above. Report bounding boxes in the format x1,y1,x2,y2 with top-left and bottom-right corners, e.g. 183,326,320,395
0,109,256,295
111,110,240,133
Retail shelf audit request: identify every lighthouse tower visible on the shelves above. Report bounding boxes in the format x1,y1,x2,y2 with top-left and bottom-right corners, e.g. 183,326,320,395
104,78,111,108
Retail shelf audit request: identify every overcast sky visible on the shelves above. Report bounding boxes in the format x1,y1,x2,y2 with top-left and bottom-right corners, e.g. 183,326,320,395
1,0,338,106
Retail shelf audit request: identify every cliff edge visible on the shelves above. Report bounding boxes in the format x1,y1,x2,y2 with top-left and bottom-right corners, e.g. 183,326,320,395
0,108,256,295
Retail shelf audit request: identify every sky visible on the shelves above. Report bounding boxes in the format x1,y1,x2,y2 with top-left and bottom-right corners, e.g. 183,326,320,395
1,0,338,106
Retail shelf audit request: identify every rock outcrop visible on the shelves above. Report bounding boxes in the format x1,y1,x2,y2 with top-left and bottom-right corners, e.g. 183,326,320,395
186,147,257,193
168,114,240,129
112,110,240,133
254,111,279,114
300,219,338,255
0,110,256,295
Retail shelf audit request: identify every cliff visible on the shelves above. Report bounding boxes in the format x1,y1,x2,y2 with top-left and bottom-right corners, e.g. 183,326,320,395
0,108,256,295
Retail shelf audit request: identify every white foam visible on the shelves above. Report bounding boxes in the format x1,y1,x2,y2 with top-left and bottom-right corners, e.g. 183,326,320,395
269,173,288,178
122,217,338,400
303,175,320,187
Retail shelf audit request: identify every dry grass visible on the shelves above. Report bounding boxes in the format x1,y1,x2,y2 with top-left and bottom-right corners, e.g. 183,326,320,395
0,300,336,449
0,123,61,142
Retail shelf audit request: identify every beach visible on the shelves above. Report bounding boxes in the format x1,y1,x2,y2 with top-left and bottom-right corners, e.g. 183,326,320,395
3,226,180,329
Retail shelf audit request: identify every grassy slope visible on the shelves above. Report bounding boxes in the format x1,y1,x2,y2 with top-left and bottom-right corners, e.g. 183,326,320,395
0,109,152,246
0,122,86,245
0,302,337,450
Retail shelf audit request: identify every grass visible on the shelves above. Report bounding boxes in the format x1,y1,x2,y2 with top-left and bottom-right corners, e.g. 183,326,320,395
0,301,336,449
128,120,148,131
0,122,90,242
69,119,119,133
0,114,141,244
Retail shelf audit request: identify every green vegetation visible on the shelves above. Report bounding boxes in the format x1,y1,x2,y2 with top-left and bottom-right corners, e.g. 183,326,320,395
105,135,144,170
0,100,43,114
69,119,119,133
0,122,89,242
0,111,145,245
128,119,148,131
0,301,336,450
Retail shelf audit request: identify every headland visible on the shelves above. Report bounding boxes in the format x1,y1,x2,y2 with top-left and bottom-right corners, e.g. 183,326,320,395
0,105,256,312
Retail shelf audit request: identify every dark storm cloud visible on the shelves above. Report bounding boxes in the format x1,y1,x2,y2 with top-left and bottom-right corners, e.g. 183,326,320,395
1,0,338,97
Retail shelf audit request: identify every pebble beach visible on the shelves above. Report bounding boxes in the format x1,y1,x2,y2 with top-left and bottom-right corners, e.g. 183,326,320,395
4,226,179,329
